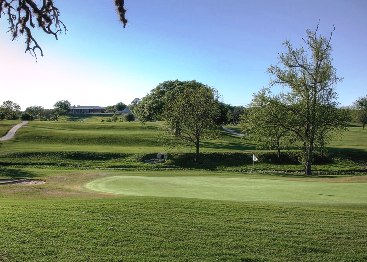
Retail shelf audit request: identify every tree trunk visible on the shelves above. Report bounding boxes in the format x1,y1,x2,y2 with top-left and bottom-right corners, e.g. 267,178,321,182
194,137,200,162
276,140,281,159
305,160,312,176
304,146,313,176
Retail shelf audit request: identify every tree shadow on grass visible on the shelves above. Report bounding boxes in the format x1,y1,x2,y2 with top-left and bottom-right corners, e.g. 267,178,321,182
163,153,258,170
201,140,256,151
328,147,367,164
0,167,35,180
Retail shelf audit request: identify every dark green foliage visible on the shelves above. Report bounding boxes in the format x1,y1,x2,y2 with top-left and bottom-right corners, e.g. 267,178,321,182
134,80,183,122
124,112,135,122
0,100,21,120
105,102,127,113
354,96,367,128
54,100,71,116
115,102,127,111
20,112,32,121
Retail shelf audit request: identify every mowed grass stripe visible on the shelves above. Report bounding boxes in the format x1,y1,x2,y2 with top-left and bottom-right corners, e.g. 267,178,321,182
0,198,366,261
86,175,367,204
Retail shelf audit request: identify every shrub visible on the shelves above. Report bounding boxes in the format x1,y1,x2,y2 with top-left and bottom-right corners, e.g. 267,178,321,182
124,113,135,122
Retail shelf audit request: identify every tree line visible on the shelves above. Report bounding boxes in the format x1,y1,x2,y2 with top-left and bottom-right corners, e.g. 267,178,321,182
0,100,133,121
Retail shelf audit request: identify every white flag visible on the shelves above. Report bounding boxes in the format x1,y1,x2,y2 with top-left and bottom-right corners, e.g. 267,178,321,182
252,154,258,162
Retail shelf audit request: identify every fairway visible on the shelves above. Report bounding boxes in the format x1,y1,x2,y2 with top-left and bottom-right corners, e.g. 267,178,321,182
86,175,367,204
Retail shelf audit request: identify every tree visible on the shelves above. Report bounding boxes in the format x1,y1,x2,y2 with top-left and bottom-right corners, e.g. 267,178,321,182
115,102,127,112
216,102,233,125
163,80,220,162
241,88,290,159
354,96,367,129
128,98,141,113
105,102,127,113
24,106,45,120
0,0,127,57
54,100,71,116
229,106,245,125
267,25,348,175
134,80,183,122
0,100,21,120
104,105,115,113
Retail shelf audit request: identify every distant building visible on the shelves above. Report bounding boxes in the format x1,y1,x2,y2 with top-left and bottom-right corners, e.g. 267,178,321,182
118,108,132,114
70,106,106,114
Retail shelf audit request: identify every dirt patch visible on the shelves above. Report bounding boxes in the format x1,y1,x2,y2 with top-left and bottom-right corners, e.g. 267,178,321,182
0,179,45,185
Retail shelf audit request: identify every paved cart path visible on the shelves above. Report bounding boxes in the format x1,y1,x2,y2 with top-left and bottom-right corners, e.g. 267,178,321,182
222,126,244,137
0,121,28,141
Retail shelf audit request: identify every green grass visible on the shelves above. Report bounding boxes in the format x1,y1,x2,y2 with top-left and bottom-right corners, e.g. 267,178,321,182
0,119,366,261
328,127,367,150
0,120,253,153
0,120,20,137
0,195,366,261
0,120,365,174
1,121,165,153
86,174,367,204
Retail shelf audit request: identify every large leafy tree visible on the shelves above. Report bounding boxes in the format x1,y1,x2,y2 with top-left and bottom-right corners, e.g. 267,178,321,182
0,100,21,120
0,0,127,57
24,105,45,120
163,80,220,162
134,80,183,122
266,25,348,175
354,96,367,129
53,100,71,116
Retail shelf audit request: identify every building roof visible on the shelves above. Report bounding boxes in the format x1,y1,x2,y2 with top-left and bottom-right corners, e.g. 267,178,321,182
71,106,105,110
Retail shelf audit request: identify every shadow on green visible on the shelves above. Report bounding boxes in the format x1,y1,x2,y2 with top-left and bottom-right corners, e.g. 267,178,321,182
0,168,35,180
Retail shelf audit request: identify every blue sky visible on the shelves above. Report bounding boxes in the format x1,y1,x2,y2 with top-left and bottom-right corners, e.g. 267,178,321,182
1,0,366,109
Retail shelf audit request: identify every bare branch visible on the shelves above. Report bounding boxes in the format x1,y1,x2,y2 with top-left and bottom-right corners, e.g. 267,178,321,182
0,0,128,58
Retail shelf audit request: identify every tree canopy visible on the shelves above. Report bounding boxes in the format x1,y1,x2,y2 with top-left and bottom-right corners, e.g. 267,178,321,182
163,80,220,162
53,100,71,116
241,88,291,159
134,80,183,122
263,25,348,175
354,96,367,129
0,0,127,57
0,100,21,120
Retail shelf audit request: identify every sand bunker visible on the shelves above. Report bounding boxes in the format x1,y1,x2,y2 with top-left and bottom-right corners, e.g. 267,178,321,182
0,179,45,185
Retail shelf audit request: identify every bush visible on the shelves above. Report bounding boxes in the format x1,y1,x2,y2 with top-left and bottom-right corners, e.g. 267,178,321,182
124,113,135,122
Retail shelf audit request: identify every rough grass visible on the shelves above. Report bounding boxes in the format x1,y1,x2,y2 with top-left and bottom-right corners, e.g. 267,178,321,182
0,120,19,137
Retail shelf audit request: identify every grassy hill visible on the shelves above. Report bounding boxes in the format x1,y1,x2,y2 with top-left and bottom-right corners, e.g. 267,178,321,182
0,118,366,261
1,119,366,174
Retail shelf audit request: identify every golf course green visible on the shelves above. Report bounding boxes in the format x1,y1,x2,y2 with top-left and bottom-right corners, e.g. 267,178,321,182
86,175,367,204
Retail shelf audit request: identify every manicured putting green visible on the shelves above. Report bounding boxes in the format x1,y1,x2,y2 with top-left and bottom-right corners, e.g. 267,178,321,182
86,175,367,204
